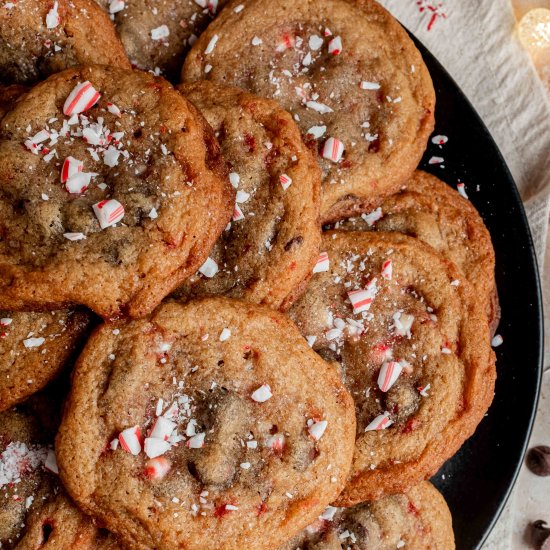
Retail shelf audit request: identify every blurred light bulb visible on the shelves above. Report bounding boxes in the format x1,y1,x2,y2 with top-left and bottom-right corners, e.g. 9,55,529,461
518,8,550,53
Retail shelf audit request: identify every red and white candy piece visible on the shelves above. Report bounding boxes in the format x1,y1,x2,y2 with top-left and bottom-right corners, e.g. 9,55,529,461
106,102,122,117
347,278,378,314
45,449,59,474
149,416,176,441
65,172,92,194
377,361,403,392
109,0,125,14
327,36,342,55
151,25,170,40
93,199,124,229
46,1,60,29
279,173,292,190
266,433,285,453
364,412,393,432
392,312,414,337
312,251,329,274
457,183,469,199
61,156,83,183
381,259,392,280
251,384,272,403
0,318,12,327
199,257,218,278
186,432,205,449
24,130,50,153
144,437,171,459
63,81,100,116
118,425,142,455
145,457,171,479
232,203,245,221
428,156,444,165
431,134,448,145
322,137,344,163
361,207,383,226
308,420,328,440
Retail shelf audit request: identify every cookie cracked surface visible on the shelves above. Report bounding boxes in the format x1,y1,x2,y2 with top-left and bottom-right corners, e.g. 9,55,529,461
57,297,356,550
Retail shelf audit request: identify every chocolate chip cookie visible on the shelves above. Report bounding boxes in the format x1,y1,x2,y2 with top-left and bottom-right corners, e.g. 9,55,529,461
182,0,435,222
0,65,233,320
0,0,130,85
289,231,495,504
331,170,498,329
0,309,91,412
57,297,356,550
281,482,455,549
173,81,321,310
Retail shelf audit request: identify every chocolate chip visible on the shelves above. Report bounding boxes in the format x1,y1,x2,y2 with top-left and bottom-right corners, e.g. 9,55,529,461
526,446,550,476
528,520,550,549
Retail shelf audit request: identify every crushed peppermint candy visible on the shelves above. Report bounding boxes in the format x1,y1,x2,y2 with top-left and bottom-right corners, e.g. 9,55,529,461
199,257,218,278
428,156,444,165
365,412,393,431
491,334,503,347
322,137,344,162
205,34,219,54
381,259,392,280
312,251,329,273
361,207,383,226
306,101,333,114
328,36,342,55
118,426,142,455
456,183,469,199
63,232,86,241
151,25,170,40
219,328,231,342
23,337,45,348
109,0,125,14
145,457,171,479
392,312,414,338
307,125,327,139
93,199,124,229
377,361,403,392
63,82,100,116
431,134,448,145
45,1,60,28
279,173,292,190
251,384,272,402
347,278,378,314
361,81,381,90
308,420,328,440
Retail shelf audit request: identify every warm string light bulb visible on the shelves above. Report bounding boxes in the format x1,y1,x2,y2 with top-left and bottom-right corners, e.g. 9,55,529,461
518,8,550,53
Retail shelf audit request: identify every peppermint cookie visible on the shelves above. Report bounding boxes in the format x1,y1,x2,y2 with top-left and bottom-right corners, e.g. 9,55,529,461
332,171,498,328
56,297,356,550
174,81,321,310
281,482,455,550
182,0,435,222
0,0,130,85
0,405,115,549
97,0,229,80
0,65,233,320
289,231,495,504
0,309,91,412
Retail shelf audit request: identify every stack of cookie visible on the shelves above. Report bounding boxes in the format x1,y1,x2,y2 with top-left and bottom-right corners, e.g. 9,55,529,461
0,0,498,548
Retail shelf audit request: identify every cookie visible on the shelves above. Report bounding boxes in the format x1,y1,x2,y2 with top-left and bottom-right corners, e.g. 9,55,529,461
0,85,27,120
331,170,498,329
96,0,229,80
281,482,455,550
173,81,321,310
56,297,356,550
0,65,233,320
289,231,495,504
182,0,435,222
0,308,91,412
0,405,116,549
0,0,130,85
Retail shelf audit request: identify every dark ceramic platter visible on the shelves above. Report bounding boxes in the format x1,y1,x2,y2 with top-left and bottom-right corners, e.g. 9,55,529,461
410,38,544,549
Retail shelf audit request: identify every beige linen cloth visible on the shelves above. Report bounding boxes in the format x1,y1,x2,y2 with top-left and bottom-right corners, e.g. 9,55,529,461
378,1,550,548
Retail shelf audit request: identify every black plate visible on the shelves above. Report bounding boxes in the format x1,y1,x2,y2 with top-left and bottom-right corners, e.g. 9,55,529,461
411,38,544,549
